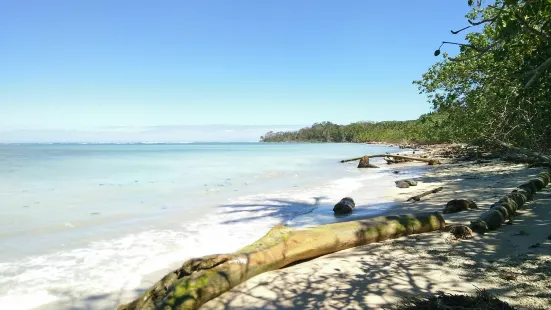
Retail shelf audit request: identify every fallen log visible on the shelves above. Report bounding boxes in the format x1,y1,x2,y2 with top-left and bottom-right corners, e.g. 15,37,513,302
469,168,549,233
384,156,412,164
341,154,441,165
406,187,443,202
471,209,506,232
538,170,551,186
119,212,446,310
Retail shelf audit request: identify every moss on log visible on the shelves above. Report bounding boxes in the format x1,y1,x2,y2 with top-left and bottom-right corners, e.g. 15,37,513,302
119,212,446,310
538,170,550,186
529,177,546,191
471,209,506,232
498,196,519,213
507,192,526,209
517,184,535,201
470,168,549,233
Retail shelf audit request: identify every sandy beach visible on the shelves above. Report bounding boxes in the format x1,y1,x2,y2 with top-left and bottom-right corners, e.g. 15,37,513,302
202,160,551,310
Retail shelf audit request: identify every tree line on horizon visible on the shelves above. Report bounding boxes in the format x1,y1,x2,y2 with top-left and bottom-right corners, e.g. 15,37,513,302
260,112,452,144
263,0,551,151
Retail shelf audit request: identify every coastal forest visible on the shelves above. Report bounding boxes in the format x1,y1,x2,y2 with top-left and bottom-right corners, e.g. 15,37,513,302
261,0,551,152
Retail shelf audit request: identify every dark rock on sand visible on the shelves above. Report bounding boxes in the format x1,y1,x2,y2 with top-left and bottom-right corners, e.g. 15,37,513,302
333,197,355,215
395,181,410,188
443,199,478,214
395,180,417,188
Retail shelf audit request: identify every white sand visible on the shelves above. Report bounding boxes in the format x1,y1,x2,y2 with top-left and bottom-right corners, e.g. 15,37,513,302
202,161,551,309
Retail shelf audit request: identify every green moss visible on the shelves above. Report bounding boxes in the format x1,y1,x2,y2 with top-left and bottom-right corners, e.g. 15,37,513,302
163,269,224,308
237,225,292,253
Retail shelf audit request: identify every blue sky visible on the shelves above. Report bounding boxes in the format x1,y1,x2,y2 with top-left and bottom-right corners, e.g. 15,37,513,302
1,0,471,142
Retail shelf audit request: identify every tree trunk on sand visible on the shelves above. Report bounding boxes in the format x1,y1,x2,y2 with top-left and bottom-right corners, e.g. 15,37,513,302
470,170,550,233
341,154,441,165
384,156,412,164
119,212,446,310
357,156,379,168
406,187,443,202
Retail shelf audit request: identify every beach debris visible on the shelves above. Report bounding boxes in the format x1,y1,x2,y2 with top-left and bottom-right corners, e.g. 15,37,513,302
518,182,537,200
384,156,412,164
341,154,441,166
490,201,516,218
333,197,355,215
395,181,410,188
119,212,446,310
471,209,506,232
406,186,444,202
386,288,516,310
357,156,379,168
395,179,418,189
470,168,549,233
443,199,478,214
448,224,474,240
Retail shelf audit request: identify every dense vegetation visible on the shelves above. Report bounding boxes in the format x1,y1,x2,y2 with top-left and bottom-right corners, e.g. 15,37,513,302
260,113,450,144
263,0,551,151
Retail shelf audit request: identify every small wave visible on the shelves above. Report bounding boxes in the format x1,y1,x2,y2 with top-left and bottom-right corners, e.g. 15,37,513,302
0,166,418,310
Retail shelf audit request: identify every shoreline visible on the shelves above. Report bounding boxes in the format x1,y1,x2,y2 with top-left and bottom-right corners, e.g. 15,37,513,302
201,159,551,310
25,145,414,310
28,144,550,310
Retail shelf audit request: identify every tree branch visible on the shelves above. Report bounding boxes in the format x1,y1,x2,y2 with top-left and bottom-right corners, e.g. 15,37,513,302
514,11,550,42
451,25,472,35
468,16,497,26
524,56,551,89
448,39,502,62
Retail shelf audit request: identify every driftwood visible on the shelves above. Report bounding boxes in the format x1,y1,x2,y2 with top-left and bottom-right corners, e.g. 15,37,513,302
341,154,441,165
119,212,446,310
406,187,443,202
384,156,412,164
470,169,550,233
448,225,474,240
443,199,478,214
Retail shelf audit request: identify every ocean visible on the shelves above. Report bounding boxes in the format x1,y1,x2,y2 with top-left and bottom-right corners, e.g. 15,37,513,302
0,142,416,309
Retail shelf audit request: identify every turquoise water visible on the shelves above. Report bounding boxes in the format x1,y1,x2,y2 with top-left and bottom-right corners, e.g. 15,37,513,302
0,142,402,309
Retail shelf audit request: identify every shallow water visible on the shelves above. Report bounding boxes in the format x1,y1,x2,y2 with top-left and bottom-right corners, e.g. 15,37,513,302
0,142,408,309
